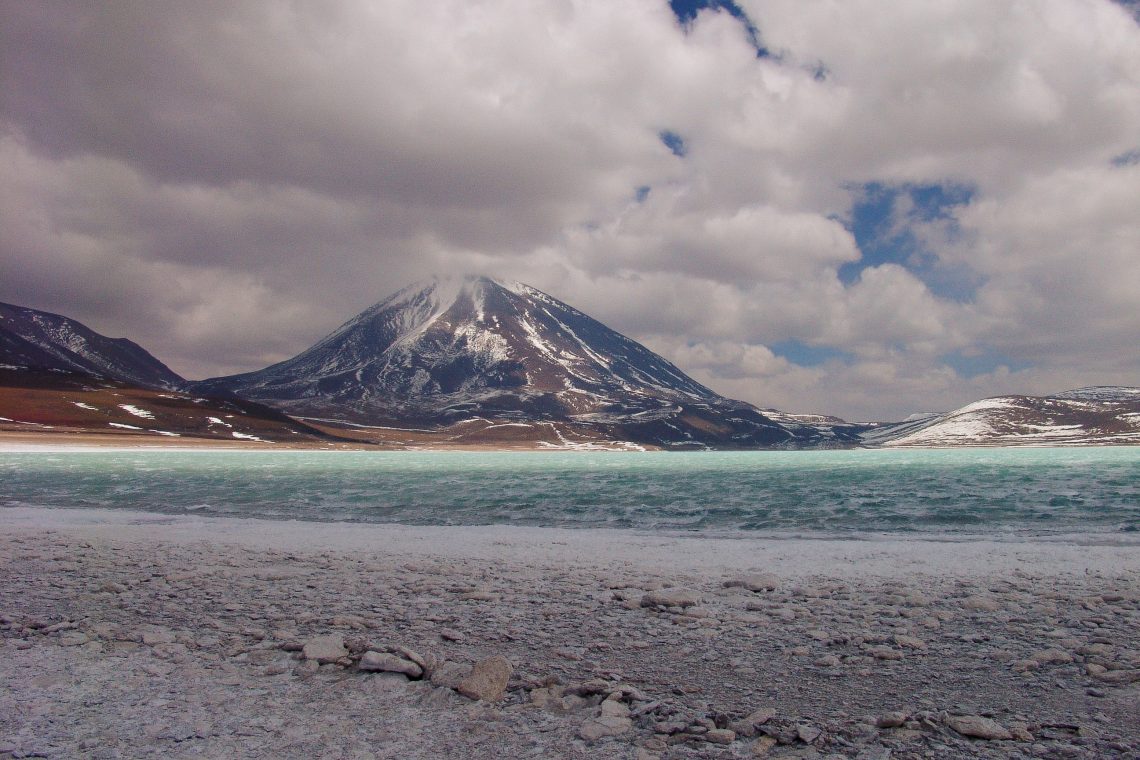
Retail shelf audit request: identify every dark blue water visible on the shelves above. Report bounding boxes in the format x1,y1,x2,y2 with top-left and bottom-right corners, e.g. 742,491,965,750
1,448,1137,538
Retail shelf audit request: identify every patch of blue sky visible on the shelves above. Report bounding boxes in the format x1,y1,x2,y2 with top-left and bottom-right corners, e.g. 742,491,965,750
659,130,688,157
635,185,652,203
941,349,1032,379
1111,148,1140,167
1111,0,1140,20
838,181,983,303
770,339,854,367
668,0,768,57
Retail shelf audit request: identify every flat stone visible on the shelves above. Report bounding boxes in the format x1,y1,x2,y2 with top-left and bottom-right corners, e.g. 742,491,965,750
962,595,1000,612
640,589,701,609
359,651,423,678
704,728,735,745
429,661,471,689
1028,648,1073,664
876,711,908,728
893,635,927,650
751,736,778,756
797,724,822,744
301,634,348,663
579,715,632,741
725,574,780,592
140,627,176,646
600,699,631,718
945,714,1012,740
1093,669,1140,685
456,655,512,702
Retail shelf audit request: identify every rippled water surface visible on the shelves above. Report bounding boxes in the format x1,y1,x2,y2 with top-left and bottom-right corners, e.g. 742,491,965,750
2,448,1138,537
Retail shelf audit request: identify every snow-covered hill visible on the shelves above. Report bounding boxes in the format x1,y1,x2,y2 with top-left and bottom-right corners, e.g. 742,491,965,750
0,302,184,390
194,276,862,448
867,388,1140,447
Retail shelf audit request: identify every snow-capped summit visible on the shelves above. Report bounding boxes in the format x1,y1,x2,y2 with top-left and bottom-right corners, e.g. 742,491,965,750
0,301,184,389
194,276,860,447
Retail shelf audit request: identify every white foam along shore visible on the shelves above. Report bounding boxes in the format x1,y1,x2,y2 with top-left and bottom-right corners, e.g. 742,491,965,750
3,505,1137,581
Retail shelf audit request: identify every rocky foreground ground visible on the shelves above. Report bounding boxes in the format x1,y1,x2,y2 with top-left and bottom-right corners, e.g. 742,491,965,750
1,512,1138,759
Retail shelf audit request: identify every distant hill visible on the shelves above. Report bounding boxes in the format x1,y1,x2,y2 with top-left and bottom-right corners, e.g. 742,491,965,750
0,304,346,445
863,387,1140,447
0,302,184,389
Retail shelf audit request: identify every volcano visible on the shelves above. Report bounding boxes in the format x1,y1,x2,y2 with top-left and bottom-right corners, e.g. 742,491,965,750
193,276,862,448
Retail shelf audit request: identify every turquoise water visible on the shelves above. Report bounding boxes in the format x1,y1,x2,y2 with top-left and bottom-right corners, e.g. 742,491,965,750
1,448,1137,538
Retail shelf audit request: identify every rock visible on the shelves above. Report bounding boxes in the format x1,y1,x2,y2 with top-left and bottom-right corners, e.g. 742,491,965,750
358,651,423,678
945,714,1012,740
456,656,512,702
600,699,631,719
301,634,348,664
962,595,1000,612
725,574,780,592
704,728,735,745
1029,648,1073,664
58,631,89,647
1092,669,1140,685
797,724,822,744
640,589,701,609
430,661,472,690
751,736,778,756
394,646,428,672
140,627,176,646
876,711,908,728
814,654,841,667
579,716,632,741
893,635,927,650
869,646,903,661
293,659,320,678
461,590,500,602
730,707,776,737
99,581,127,593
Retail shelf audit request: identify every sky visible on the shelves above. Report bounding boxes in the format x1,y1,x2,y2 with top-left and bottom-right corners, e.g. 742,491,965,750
2,0,1139,421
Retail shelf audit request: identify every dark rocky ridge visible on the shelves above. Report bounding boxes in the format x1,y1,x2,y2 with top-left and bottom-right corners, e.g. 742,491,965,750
0,302,184,390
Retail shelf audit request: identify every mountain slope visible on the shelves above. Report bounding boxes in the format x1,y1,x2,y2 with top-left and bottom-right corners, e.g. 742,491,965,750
0,367,349,445
868,387,1140,447
194,276,860,448
0,302,184,389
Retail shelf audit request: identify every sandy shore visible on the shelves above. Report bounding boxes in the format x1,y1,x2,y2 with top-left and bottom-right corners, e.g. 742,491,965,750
2,507,1138,759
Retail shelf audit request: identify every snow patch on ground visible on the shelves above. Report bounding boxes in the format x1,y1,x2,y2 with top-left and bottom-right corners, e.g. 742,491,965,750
72,402,99,410
108,422,142,430
118,404,155,420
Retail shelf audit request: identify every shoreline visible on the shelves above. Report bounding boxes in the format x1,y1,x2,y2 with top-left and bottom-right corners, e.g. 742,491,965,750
5,429,1140,454
3,505,1139,758
3,505,1140,578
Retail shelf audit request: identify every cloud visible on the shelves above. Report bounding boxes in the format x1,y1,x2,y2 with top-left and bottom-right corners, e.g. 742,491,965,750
2,0,1138,419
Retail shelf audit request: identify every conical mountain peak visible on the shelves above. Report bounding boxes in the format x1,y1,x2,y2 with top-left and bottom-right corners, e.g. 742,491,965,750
192,278,856,446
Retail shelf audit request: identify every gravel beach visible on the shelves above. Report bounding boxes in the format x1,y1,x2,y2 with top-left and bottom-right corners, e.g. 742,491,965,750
2,507,1138,759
